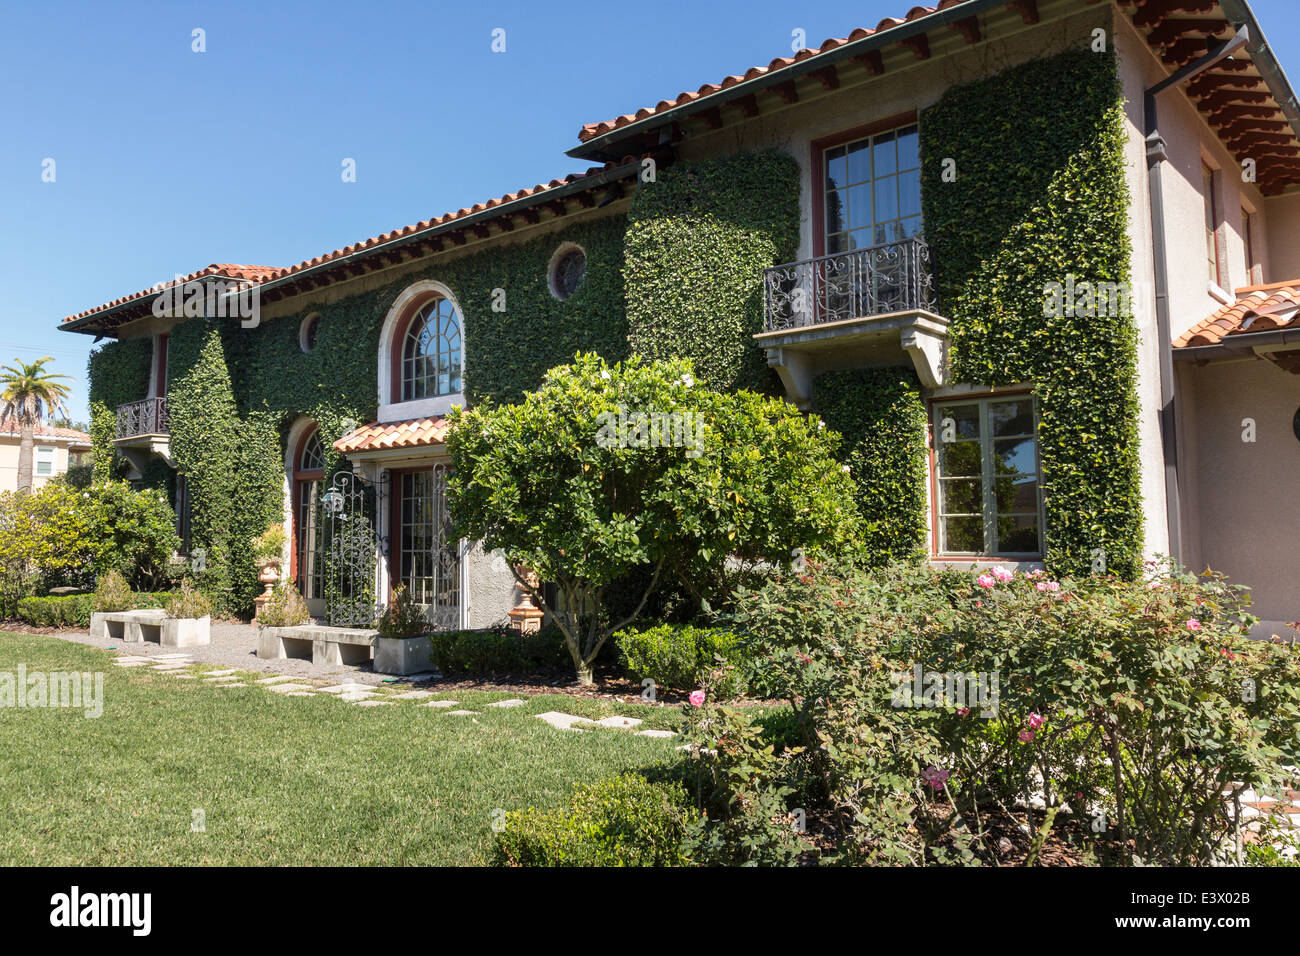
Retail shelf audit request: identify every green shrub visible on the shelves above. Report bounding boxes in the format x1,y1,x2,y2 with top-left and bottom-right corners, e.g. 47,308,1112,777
735,558,1300,866
81,481,180,590
17,591,175,628
492,773,691,867
164,580,213,619
258,582,310,628
93,570,133,613
375,585,429,640
615,623,747,696
430,625,571,676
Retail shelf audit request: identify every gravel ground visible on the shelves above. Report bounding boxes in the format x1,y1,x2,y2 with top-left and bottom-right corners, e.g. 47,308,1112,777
44,623,423,687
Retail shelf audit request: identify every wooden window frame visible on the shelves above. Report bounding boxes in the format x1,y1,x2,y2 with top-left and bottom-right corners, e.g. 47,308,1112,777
1203,162,1224,290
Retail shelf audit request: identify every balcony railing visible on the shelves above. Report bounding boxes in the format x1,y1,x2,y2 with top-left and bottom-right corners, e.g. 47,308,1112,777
762,236,935,333
116,397,169,440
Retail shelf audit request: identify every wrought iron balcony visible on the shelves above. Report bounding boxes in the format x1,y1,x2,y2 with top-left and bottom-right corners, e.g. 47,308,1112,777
116,397,169,440
762,236,935,332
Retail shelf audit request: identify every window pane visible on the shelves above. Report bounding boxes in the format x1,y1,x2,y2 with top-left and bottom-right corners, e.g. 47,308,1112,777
943,516,984,553
937,440,981,478
937,404,980,441
825,190,847,235
845,141,870,185
825,146,847,191
846,183,871,233
897,126,920,171
996,514,1040,554
990,399,1034,437
874,175,899,224
993,437,1036,476
898,169,921,220
872,131,897,177
995,476,1039,513
940,478,982,515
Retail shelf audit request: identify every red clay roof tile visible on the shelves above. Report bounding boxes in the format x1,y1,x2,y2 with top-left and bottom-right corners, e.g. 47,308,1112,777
1174,283,1300,347
333,417,451,455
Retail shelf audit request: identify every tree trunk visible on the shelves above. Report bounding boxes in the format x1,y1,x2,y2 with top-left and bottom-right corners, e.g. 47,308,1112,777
15,420,34,494
575,663,594,686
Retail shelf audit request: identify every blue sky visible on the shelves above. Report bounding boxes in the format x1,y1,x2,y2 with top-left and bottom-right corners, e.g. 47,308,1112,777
3,0,1298,423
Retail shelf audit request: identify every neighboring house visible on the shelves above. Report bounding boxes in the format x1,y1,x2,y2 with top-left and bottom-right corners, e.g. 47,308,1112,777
0,421,91,493
59,0,1300,638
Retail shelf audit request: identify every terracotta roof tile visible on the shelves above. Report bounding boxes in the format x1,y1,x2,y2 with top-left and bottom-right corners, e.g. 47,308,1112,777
1174,282,1300,347
0,418,91,444
333,417,451,455
576,2,958,143
62,263,276,325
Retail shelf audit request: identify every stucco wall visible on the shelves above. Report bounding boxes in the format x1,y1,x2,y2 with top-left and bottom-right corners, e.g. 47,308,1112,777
1180,356,1300,635
0,439,75,493
464,542,519,630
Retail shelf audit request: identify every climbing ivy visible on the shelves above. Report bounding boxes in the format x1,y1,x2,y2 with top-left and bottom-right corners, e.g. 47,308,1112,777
625,150,800,393
920,47,1142,577
812,367,928,565
86,338,151,483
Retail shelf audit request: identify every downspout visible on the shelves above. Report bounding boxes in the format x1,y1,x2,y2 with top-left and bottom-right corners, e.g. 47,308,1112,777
1143,24,1249,565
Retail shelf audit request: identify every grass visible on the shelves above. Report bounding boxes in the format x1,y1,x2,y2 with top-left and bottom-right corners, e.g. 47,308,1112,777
0,632,685,865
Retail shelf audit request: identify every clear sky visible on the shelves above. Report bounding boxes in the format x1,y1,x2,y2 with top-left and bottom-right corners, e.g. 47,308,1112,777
3,0,1298,424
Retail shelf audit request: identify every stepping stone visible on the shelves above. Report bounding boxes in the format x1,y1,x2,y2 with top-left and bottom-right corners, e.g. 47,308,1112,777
595,716,642,729
445,710,479,716
320,683,373,695
152,663,189,671
173,674,197,680
266,683,314,694
287,692,316,697
535,711,594,731
155,654,193,661
114,662,151,668
635,729,676,738
203,669,237,677
354,700,395,707
204,675,239,683
423,700,459,708
393,690,436,700
339,691,377,702
218,682,247,688
116,656,151,663
256,675,296,685
487,698,526,708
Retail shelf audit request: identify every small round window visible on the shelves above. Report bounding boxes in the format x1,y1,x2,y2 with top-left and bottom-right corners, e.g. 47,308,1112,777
549,245,586,301
299,313,321,353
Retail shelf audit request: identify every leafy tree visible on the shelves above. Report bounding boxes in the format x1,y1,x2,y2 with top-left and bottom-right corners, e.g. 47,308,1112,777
448,354,858,684
0,357,72,493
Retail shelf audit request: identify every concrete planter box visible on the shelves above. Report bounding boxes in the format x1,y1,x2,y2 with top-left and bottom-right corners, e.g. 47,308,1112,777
374,635,432,676
161,615,210,647
90,609,165,642
258,625,375,666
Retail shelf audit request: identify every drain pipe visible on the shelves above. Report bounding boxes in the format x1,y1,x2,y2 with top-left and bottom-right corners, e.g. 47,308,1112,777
1144,24,1249,565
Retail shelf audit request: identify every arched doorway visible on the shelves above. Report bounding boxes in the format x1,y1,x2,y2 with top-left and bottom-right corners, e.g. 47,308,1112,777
291,424,326,615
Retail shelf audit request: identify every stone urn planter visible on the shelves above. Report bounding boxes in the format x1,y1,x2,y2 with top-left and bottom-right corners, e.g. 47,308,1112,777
252,560,282,623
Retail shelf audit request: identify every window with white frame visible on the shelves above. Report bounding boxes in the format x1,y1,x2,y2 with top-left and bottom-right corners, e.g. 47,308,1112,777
933,396,1043,558
35,446,55,477
401,296,462,401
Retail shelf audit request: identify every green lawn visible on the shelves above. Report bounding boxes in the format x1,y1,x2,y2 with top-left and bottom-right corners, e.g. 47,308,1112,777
0,632,684,865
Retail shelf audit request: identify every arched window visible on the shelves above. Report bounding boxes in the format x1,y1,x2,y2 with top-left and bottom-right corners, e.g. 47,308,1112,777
401,297,462,401
299,429,324,472
292,424,326,604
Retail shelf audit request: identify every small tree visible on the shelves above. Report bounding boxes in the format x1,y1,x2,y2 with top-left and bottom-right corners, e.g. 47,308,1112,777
448,354,858,684
0,357,72,494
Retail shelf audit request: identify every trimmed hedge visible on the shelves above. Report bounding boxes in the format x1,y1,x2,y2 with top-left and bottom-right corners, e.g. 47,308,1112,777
920,48,1142,577
812,367,929,565
17,592,176,629
614,623,747,696
430,625,573,676
625,150,800,393
492,773,691,867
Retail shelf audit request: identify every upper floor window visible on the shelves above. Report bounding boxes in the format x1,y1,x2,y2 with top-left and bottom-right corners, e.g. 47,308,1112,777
823,123,921,254
402,296,462,401
35,446,55,477
1203,163,1223,289
549,244,586,301
933,396,1043,559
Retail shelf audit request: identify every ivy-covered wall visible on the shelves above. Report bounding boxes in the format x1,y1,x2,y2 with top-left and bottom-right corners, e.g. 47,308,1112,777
920,47,1143,577
812,367,929,564
86,338,151,483
625,150,800,393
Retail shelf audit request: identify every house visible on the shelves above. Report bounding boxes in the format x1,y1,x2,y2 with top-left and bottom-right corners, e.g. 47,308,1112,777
60,0,1300,640
0,420,91,493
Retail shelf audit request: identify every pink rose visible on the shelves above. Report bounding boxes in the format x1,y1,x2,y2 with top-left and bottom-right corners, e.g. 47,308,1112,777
1186,618,1201,631
688,690,706,707
956,707,970,717
921,766,950,791
992,566,1014,583
1035,580,1060,593
977,574,995,589
1028,712,1045,729
1018,730,1036,743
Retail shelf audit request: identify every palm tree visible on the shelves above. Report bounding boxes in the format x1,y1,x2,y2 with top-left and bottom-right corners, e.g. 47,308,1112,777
0,357,72,493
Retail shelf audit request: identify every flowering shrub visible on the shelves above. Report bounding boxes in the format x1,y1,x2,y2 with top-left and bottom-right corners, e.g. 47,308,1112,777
734,559,1300,865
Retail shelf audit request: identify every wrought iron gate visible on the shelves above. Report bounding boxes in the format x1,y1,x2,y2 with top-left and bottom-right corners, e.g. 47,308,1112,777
320,469,386,627
394,463,462,632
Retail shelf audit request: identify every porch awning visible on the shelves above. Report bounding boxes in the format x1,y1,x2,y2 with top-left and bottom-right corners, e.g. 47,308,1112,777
334,416,451,457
